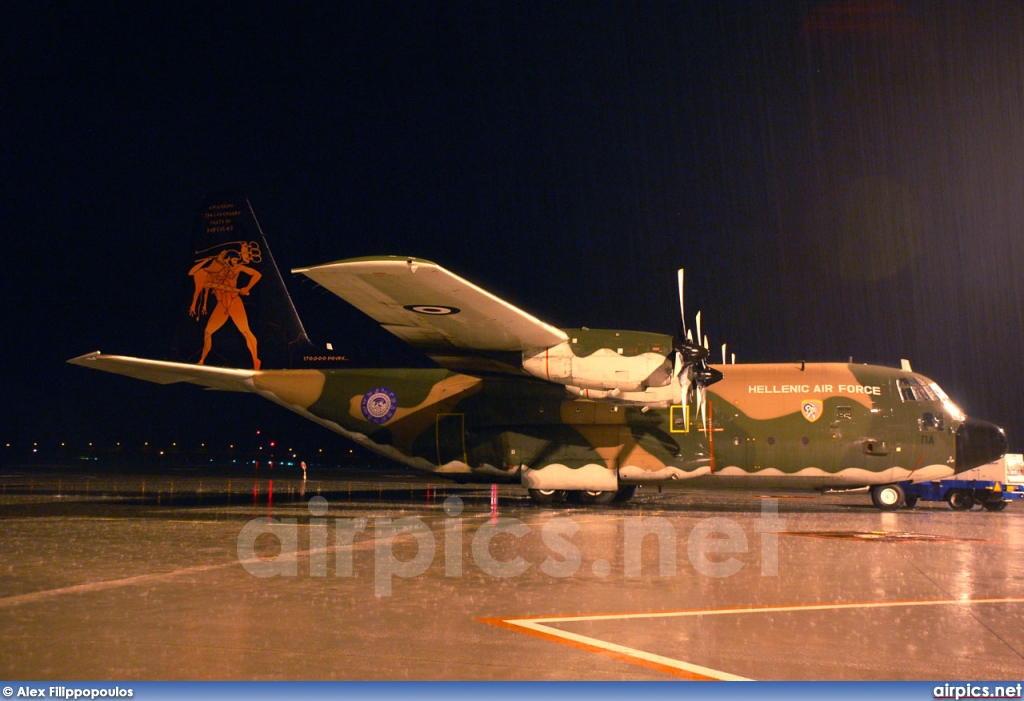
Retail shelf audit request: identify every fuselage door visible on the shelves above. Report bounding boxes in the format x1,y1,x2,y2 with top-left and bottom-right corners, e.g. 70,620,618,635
831,403,855,470
436,413,468,469
832,403,896,470
833,384,898,474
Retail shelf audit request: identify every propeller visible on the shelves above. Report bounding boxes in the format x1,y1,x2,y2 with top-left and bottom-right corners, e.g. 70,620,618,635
672,269,724,433
672,271,705,412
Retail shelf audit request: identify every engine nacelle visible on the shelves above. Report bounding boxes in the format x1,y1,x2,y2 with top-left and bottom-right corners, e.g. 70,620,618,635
565,383,676,408
522,341,672,392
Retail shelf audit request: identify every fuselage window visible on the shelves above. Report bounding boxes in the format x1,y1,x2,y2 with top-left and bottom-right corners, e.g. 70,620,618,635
920,412,945,431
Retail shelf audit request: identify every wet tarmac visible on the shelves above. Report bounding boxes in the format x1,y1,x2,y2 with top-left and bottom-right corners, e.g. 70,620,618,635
1,464,1022,680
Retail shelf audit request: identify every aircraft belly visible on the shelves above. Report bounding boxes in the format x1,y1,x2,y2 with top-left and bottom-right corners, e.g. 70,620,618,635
618,463,954,490
521,463,618,491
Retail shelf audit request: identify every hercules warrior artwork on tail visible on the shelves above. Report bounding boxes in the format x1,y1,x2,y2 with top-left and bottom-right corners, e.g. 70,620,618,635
188,241,263,370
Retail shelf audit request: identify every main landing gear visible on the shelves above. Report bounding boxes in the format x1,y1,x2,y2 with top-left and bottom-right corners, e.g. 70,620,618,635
528,485,637,506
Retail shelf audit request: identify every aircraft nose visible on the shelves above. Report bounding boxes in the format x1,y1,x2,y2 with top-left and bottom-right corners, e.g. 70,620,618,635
955,419,1008,473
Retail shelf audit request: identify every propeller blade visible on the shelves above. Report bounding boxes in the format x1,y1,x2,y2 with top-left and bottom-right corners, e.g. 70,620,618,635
677,269,686,334
698,384,707,432
680,369,691,415
696,311,702,349
672,350,682,401
721,343,727,365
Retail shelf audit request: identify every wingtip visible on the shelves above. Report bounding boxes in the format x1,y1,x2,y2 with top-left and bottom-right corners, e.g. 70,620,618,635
67,351,102,364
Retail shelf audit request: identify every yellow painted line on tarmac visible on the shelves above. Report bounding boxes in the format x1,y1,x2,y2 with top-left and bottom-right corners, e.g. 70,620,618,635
478,597,1024,680
476,615,748,681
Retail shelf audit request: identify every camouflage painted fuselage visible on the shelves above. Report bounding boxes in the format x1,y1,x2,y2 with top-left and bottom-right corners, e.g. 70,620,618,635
250,358,972,492
68,195,1007,501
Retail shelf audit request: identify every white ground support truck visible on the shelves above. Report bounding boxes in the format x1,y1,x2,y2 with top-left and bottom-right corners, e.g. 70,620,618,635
898,453,1023,511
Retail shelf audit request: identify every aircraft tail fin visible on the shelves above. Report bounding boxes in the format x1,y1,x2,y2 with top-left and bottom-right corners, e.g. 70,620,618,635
168,193,320,370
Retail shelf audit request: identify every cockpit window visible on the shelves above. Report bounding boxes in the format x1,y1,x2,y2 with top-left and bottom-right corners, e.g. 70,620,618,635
897,377,938,402
899,376,966,422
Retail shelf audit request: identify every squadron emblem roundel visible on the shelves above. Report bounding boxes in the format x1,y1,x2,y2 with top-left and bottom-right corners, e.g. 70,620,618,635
361,387,398,424
801,399,824,423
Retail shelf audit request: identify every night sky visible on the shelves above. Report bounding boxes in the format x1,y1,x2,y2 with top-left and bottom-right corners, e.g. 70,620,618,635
6,2,1024,457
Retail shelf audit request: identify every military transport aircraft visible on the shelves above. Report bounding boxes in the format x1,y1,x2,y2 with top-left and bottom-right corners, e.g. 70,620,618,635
69,194,1007,509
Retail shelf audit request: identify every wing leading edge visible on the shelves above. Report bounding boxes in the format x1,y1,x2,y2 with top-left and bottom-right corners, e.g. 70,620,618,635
295,257,568,373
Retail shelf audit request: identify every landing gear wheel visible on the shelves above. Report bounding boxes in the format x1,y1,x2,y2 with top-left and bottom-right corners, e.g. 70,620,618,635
947,490,975,511
982,499,1008,512
528,488,568,506
574,489,617,505
613,485,638,503
903,495,919,509
871,484,905,511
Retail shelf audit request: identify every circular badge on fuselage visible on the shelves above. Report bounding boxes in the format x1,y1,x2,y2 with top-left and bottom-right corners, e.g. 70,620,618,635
361,387,398,424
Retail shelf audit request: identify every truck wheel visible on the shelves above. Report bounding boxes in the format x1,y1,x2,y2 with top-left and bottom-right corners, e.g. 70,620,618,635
528,488,568,506
871,484,904,511
947,490,975,511
903,495,919,509
982,500,1008,512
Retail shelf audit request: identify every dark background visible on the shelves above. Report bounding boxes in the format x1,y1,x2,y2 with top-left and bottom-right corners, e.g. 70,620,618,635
5,2,1024,460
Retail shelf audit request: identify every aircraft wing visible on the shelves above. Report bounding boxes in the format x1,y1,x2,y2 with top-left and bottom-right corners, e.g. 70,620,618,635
294,257,568,372
67,352,255,392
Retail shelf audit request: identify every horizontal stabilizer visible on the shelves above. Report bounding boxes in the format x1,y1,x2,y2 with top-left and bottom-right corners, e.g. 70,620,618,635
295,257,568,354
68,352,255,392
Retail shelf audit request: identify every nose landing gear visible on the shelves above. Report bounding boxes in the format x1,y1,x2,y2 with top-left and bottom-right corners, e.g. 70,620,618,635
870,484,905,511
